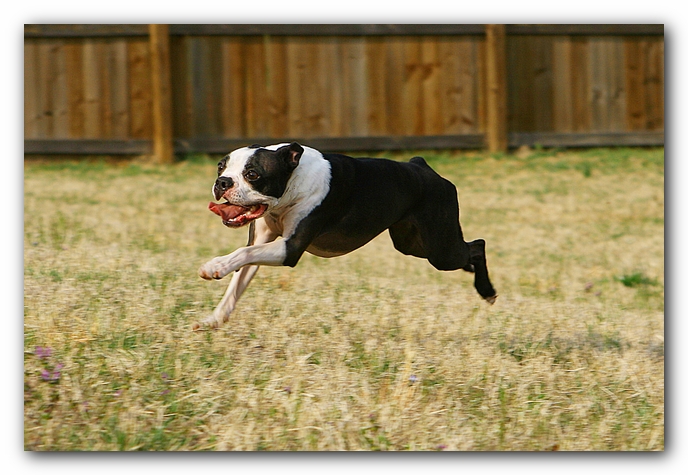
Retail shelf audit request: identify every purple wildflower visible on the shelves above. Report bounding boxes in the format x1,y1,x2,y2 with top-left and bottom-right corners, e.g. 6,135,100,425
161,372,169,381
409,375,418,383
40,369,51,381
40,368,61,382
114,389,122,397
35,346,52,359
436,444,447,451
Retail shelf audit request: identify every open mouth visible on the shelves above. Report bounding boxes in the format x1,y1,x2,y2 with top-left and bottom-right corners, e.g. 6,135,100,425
208,201,268,227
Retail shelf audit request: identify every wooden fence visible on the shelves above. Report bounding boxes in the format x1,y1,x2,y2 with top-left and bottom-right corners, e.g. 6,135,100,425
24,24,664,163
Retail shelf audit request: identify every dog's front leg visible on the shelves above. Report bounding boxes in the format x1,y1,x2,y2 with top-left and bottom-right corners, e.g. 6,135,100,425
198,239,287,280
194,219,280,330
193,264,260,330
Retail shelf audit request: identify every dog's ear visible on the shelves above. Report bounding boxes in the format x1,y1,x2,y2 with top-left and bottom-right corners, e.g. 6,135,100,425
279,142,304,170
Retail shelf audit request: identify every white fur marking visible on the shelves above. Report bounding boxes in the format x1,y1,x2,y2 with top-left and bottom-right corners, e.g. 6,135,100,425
264,144,331,238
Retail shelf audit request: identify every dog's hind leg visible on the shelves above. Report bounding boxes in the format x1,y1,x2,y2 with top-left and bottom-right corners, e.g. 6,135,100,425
465,239,497,304
399,181,497,304
193,220,277,330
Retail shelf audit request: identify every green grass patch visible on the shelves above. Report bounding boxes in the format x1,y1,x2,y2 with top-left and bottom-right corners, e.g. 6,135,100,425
616,272,659,288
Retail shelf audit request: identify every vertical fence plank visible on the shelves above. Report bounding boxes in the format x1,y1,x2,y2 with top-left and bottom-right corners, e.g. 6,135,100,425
552,36,573,132
421,37,441,135
326,38,341,137
82,40,102,138
109,40,130,138
436,37,454,134
571,37,591,132
476,37,487,134
245,37,268,138
205,36,224,137
607,38,626,132
149,24,174,162
459,37,480,134
170,35,190,139
589,37,608,131
340,37,367,137
625,36,646,131
532,36,553,132
189,37,209,138
97,40,114,138
64,39,85,138
645,37,664,131
128,39,152,139
286,38,304,137
485,24,507,152
384,37,404,136
51,40,69,138
220,37,246,139
24,41,39,139
366,37,388,136
37,41,54,138
266,36,289,138
306,37,327,137
506,35,528,131
403,37,422,136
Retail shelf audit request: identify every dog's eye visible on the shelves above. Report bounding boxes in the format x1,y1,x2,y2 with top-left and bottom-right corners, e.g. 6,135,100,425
217,159,227,176
245,170,260,182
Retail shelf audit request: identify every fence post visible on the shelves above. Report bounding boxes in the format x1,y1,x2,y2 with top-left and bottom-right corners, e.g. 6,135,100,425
148,24,174,164
485,24,508,153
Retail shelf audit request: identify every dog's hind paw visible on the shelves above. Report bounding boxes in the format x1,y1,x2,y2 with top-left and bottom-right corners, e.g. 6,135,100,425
484,294,498,305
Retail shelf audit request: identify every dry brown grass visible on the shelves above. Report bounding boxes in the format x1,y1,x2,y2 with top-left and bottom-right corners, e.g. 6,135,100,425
24,148,664,451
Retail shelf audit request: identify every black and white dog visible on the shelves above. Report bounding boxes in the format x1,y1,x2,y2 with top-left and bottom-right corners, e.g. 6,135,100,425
194,143,496,330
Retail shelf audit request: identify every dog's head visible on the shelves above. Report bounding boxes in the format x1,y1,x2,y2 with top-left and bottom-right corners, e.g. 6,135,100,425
208,142,304,227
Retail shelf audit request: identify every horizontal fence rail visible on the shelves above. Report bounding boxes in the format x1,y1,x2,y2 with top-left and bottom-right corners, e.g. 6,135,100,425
24,24,665,38
24,24,664,162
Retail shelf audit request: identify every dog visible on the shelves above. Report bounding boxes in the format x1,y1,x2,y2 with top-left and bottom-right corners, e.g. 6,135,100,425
194,142,496,330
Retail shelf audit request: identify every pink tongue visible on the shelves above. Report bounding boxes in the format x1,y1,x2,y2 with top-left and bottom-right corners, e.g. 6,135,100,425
208,201,248,221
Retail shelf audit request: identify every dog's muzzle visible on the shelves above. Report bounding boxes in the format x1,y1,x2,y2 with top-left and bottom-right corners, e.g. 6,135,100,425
209,176,268,227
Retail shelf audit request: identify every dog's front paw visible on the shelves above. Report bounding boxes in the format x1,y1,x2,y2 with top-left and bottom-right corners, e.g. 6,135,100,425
192,313,226,331
192,319,219,331
199,257,233,280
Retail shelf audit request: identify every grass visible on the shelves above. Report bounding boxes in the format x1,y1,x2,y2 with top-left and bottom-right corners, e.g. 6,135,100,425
24,147,664,451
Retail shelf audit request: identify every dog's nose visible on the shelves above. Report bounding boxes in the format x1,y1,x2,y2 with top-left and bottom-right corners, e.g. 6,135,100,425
214,176,234,200
216,176,234,192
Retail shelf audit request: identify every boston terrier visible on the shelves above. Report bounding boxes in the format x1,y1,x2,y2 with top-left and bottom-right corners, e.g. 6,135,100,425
194,142,496,330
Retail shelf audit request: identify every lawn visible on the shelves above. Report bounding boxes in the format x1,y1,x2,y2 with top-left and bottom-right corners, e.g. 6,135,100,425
23,147,664,451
